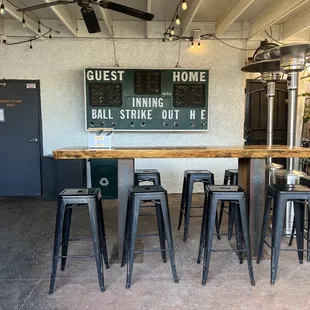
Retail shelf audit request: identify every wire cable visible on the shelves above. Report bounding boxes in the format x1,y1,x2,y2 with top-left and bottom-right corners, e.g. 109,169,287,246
265,27,283,45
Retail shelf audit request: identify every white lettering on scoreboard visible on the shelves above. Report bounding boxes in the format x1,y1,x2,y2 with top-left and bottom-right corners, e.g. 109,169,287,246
173,71,206,82
86,70,125,81
91,108,206,121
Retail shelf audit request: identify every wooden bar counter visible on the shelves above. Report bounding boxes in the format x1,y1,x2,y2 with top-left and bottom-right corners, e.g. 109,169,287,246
53,145,310,258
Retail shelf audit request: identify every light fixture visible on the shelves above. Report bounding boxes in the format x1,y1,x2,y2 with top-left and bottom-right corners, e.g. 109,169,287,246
29,40,32,50
169,33,172,41
22,14,26,27
171,26,175,35
175,14,180,25
49,32,52,39
182,0,187,10
0,2,5,15
38,21,41,33
198,42,201,48
191,42,194,48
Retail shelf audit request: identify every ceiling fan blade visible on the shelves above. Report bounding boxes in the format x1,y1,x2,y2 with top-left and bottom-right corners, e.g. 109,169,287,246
17,1,75,13
101,1,154,21
81,7,101,34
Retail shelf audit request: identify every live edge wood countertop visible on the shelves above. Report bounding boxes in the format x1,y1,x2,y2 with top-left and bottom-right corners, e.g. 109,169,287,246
52,145,310,159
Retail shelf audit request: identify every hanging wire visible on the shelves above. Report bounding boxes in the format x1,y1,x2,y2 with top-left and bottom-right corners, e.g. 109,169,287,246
112,37,119,67
175,39,182,67
265,27,284,45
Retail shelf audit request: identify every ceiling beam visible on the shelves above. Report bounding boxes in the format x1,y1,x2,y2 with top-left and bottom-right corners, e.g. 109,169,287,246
44,0,76,36
248,0,307,39
5,1,41,36
181,0,204,36
216,0,255,35
98,7,114,37
145,0,151,38
282,7,310,40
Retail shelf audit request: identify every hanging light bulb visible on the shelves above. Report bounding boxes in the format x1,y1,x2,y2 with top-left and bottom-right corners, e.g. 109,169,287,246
171,26,175,35
0,2,5,15
191,42,194,48
49,31,52,39
198,42,201,48
175,14,180,25
182,0,187,10
38,21,41,33
22,14,26,28
169,33,172,41
29,40,33,50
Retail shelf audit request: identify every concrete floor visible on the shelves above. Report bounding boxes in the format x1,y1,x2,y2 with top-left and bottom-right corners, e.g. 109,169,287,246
1,194,310,310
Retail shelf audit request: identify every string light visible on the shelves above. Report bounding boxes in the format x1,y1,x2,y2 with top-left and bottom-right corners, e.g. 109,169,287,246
198,42,201,48
182,0,187,10
49,32,52,39
29,40,32,50
0,2,5,15
22,13,26,28
175,14,180,25
191,42,194,48
169,33,172,41
171,26,175,35
38,21,41,33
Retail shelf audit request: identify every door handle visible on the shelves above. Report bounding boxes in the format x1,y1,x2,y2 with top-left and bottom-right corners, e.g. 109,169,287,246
28,138,38,142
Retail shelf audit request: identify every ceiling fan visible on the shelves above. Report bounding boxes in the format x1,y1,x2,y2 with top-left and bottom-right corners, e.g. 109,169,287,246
17,0,154,34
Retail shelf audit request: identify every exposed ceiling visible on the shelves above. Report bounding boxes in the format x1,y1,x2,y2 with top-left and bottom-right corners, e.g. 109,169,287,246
1,0,310,41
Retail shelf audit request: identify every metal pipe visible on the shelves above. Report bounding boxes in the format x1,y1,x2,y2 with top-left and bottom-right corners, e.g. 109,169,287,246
286,71,299,171
266,81,275,164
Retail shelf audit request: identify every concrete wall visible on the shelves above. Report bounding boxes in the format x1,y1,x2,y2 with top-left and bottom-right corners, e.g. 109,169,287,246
0,39,248,192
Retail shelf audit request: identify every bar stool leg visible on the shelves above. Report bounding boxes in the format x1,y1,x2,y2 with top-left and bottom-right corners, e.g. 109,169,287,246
271,196,286,285
121,194,131,268
227,203,234,241
257,196,273,264
61,207,72,271
184,178,194,241
177,176,187,230
155,201,166,263
126,195,140,289
49,199,66,294
88,199,105,292
197,193,208,264
238,198,255,286
202,195,217,285
160,194,178,283
293,201,305,264
218,176,229,229
97,198,110,269
233,204,243,264
288,219,295,246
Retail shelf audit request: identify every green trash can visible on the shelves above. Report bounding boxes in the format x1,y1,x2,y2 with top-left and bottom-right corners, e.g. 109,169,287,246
90,159,118,199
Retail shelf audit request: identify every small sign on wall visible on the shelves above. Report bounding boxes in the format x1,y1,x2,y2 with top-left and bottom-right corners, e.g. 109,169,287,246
84,68,209,131
0,109,4,122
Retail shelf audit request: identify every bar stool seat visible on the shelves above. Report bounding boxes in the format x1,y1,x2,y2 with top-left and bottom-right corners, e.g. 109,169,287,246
257,184,310,284
49,188,109,294
197,185,255,286
134,169,161,186
121,185,178,289
218,169,238,240
178,170,217,241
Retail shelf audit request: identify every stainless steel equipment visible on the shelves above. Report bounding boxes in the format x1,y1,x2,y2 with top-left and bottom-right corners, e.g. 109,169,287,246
241,60,284,184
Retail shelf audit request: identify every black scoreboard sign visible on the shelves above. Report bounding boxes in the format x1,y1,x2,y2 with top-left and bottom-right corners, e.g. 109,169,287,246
85,68,209,131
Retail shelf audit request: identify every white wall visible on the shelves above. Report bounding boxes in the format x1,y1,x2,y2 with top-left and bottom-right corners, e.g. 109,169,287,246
0,38,248,193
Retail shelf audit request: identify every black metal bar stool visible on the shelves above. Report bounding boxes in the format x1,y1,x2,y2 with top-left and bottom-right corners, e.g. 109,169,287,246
257,184,310,285
177,170,218,241
218,169,238,240
134,169,161,186
121,185,178,289
49,188,109,294
197,185,255,286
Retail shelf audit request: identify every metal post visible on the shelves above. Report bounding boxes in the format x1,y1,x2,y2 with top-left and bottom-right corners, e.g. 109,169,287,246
286,71,299,170
266,81,275,164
